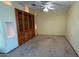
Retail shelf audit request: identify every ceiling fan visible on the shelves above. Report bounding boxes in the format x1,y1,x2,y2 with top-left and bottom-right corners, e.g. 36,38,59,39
36,1,55,12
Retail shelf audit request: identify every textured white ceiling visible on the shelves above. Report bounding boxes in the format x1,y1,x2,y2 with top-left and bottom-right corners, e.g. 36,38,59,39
16,1,74,12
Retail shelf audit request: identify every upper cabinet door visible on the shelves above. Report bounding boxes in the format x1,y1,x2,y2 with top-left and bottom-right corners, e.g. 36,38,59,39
31,14,35,29
15,9,24,32
23,12,29,31
29,14,33,29
0,2,15,18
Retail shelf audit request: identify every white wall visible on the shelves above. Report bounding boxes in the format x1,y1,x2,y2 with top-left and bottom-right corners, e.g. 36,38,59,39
35,11,67,35
0,1,19,53
0,1,28,53
66,2,79,56
12,2,24,11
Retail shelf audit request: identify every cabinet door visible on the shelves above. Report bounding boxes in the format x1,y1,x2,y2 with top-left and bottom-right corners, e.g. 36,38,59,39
25,31,30,42
31,15,35,37
23,12,29,31
18,11,23,32
32,15,35,29
28,14,35,38
15,9,25,46
23,12,30,41
28,14,33,29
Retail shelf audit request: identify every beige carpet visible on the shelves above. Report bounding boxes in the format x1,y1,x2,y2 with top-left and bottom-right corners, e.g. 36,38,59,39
1,35,77,57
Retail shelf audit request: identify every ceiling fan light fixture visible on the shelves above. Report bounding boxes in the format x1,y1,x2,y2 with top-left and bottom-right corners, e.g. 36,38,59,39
43,8,48,12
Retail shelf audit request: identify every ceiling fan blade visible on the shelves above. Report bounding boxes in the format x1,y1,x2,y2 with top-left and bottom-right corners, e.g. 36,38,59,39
46,2,52,4
51,2,67,6
36,1,43,6
48,7,55,10
40,1,49,5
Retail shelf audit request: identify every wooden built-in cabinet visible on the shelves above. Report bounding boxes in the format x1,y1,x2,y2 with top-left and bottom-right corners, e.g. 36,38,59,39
15,8,35,46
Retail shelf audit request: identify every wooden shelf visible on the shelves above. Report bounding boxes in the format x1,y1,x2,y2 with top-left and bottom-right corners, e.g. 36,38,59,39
15,8,35,46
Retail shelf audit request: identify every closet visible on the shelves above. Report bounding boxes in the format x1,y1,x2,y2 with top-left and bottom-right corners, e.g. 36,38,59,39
15,8,35,46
